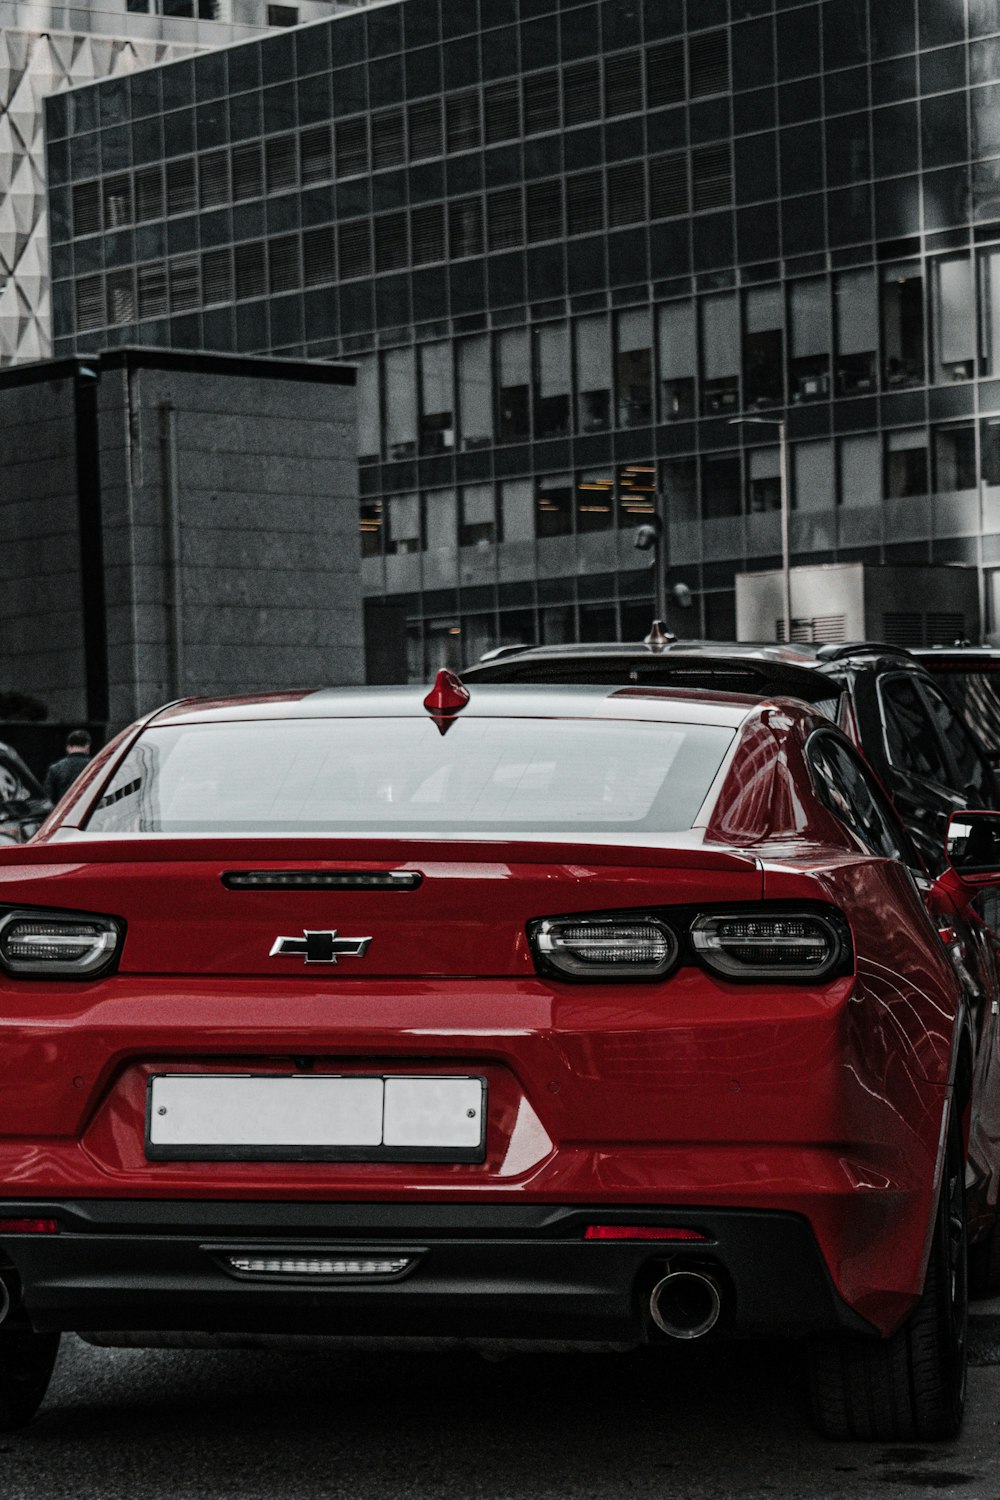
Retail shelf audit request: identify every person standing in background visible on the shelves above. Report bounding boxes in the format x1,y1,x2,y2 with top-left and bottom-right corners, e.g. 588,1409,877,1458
43,729,92,804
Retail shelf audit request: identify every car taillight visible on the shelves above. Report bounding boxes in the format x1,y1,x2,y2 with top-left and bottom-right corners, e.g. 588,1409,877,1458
0,909,124,979
690,911,845,980
530,916,678,981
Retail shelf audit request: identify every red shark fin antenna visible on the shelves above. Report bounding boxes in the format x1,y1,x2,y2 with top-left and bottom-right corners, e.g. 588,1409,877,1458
423,669,470,734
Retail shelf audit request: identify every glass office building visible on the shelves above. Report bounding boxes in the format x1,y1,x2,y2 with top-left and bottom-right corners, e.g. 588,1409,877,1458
47,0,1000,674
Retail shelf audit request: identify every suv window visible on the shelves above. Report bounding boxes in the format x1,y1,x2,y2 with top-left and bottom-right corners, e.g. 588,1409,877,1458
920,680,994,806
880,676,952,787
808,732,913,863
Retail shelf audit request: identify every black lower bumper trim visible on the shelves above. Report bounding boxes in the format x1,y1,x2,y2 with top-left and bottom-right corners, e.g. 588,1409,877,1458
0,1200,872,1342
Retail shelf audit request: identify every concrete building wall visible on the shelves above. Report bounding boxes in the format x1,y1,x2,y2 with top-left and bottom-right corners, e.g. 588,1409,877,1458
0,350,361,729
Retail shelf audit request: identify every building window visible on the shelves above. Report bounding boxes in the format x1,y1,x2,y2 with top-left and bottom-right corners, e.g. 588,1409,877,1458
487,188,523,251
881,265,925,388
199,150,229,209
981,251,1000,376
501,478,534,542
743,286,784,410
793,440,834,513
933,256,976,383
386,493,421,555
134,167,164,222
371,110,405,170
169,254,199,313
232,144,263,201
166,158,196,216
106,270,135,326
411,204,445,265
408,100,442,162
449,198,483,259
424,489,457,556
234,241,266,298
533,322,571,439
383,347,417,460
566,171,605,235
789,278,831,403
747,447,781,513
576,470,615,533
269,235,300,293
459,485,496,547
484,81,521,143
536,474,574,538
137,265,168,320
266,136,298,193
360,497,384,558
607,161,647,227
615,310,653,428
103,175,132,229
688,29,730,98
563,60,601,126
663,456,699,523
338,220,371,279
267,2,299,20
604,51,644,116
835,269,878,396
647,41,685,109
701,294,740,415
301,127,333,185
575,314,611,432
702,452,742,519
523,70,561,134
526,179,563,242
617,463,657,529
658,301,696,421
497,329,531,443
202,248,232,305
838,434,880,509
885,429,929,498
691,143,732,212
446,93,481,153
934,424,977,492
457,335,492,450
375,212,408,273
356,356,381,465
650,151,689,219
335,117,369,178
418,342,454,455
303,226,335,287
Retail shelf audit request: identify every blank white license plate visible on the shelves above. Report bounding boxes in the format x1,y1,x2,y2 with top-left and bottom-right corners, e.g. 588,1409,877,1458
146,1075,485,1161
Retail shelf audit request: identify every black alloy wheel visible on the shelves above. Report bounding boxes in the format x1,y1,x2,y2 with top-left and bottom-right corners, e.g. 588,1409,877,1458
808,1109,968,1441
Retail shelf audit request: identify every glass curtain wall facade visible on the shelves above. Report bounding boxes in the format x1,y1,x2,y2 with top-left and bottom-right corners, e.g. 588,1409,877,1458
47,0,1000,674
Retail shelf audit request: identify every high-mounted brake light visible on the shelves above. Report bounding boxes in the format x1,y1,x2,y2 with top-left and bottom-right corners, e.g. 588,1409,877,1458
223,870,422,891
584,1226,707,1242
0,1219,59,1234
0,909,123,978
423,669,470,735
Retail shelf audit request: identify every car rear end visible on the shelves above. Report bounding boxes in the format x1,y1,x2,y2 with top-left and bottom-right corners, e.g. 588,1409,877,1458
0,688,954,1357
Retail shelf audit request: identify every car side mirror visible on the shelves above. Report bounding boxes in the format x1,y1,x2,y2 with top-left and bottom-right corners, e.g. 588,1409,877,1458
945,810,1000,885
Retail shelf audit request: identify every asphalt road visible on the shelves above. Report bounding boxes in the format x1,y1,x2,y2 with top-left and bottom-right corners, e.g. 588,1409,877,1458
5,1308,1000,1500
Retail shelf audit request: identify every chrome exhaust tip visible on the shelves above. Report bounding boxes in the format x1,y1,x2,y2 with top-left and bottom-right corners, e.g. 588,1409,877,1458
649,1269,722,1340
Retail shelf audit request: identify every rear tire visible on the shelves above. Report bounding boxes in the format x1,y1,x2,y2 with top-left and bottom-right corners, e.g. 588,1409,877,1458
808,1114,967,1441
0,1328,60,1430
969,1210,1000,1297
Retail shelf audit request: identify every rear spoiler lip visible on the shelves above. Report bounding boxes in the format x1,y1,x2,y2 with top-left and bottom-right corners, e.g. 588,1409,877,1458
0,833,760,876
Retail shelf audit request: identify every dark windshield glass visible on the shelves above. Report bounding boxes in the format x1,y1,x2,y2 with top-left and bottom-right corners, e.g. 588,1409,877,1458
84,717,735,835
930,671,1000,754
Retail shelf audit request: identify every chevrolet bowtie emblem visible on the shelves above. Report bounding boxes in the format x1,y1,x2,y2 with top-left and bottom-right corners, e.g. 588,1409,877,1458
269,930,373,964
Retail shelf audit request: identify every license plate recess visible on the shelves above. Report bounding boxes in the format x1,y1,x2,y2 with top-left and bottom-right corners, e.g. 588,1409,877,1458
145,1074,486,1163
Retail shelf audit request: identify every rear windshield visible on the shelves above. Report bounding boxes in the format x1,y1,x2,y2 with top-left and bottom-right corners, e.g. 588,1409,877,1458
930,670,1000,753
84,717,734,835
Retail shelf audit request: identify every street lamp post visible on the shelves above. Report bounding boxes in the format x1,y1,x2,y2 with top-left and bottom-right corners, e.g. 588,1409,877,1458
730,415,790,643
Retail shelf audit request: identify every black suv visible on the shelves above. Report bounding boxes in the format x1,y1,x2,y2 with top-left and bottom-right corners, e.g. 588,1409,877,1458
463,639,999,874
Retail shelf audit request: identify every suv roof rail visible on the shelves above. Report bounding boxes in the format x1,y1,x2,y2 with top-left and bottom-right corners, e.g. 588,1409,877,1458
815,641,915,663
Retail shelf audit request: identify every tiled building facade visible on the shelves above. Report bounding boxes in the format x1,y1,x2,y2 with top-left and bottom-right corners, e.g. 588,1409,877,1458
48,0,1000,675
0,0,364,364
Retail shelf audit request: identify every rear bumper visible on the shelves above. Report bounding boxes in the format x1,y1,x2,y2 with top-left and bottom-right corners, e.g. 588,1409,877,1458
0,1200,873,1343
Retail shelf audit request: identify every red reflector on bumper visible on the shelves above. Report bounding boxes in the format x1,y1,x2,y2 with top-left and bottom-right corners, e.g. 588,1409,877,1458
0,1218,59,1235
584,1226,706,1242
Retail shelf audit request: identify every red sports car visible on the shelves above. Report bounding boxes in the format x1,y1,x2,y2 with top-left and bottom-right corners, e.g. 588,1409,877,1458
1,675,999,1440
